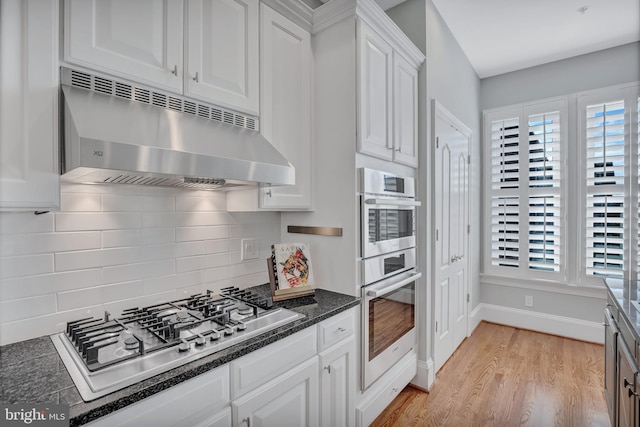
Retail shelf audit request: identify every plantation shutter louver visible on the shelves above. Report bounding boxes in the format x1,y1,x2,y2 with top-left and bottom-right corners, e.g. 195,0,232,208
490,117,520,267
585,100,626,278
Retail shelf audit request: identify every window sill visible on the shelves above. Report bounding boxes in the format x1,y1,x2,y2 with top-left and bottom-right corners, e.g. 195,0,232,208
480,273,607,299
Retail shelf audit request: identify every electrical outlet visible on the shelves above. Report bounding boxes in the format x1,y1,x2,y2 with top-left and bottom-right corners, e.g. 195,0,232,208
241,238,258,260
525,295,534,308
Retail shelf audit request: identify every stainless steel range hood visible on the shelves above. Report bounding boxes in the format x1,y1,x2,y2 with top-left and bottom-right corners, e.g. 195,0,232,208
60,68,295,190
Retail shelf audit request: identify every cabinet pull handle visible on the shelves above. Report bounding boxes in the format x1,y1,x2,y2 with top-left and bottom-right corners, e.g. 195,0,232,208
324,365,331,374
266,189,272,198
243,417,251,427
624,378,632,388
338,327,346,332
193,72,199,82
629,388,636,398
171,65,178,76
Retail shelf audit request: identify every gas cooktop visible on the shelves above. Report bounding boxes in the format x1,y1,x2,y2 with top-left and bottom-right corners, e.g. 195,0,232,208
50,287,304,401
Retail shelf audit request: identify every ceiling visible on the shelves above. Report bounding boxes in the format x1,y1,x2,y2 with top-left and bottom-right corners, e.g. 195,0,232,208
427,0,640,78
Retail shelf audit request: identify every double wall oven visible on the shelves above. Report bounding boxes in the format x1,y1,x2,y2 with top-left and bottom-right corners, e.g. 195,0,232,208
360,168,421,389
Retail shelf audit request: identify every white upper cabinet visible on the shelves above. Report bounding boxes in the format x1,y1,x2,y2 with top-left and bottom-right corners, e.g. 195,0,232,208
185,0,259,114
259,3,312,209
227,3,313,211
358,22,393,161
356,19,423,168
64,0,259,115
0,0,60,211
64,0,184,93
392,51,419,167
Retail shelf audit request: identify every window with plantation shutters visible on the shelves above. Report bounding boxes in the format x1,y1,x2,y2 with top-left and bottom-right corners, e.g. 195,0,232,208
485,100,565,278
584,100,626,278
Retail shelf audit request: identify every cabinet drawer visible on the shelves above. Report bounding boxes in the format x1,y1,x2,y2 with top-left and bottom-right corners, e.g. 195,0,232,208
86,365,229,427
318,309,356,352
230,326,317,399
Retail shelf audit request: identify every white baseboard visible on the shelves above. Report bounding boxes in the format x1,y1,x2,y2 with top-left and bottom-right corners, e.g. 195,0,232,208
476,303,604,344
411,357,434,390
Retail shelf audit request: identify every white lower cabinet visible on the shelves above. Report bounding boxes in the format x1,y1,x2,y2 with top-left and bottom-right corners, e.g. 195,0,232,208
86,365,230,427
320,337,356,427
232,357,320,427
85,308,357,427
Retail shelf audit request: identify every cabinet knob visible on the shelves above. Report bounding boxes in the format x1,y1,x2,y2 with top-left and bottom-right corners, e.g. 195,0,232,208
171,65,178,76
243,417,251,427
338,327,346,332
266,189,272,198
324,365,331,374
624,378,632,388
193,72,199,82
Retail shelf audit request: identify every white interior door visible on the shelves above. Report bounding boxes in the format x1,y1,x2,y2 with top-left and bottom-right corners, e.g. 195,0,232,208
433,101,471,373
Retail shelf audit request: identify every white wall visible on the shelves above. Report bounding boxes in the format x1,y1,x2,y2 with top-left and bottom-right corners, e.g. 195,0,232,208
0,183,280,345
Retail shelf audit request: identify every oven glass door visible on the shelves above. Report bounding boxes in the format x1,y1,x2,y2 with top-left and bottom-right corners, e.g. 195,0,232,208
368,281,415,360
362,198,418,258
363,271,420,389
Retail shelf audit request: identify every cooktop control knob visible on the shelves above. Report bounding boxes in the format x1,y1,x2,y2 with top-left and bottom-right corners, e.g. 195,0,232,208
236,321,247,331
209,330,221,341
224,326,234,336
178,339,190,352
195,334,206,346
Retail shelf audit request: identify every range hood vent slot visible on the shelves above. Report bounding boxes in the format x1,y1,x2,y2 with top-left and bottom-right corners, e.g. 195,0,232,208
64,69,258,131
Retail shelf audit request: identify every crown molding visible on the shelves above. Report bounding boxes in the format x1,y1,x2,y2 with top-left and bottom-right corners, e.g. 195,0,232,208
263,0,314,31
312,0,424,67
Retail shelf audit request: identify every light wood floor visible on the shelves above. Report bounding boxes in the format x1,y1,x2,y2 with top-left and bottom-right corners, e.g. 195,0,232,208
371,322,609,427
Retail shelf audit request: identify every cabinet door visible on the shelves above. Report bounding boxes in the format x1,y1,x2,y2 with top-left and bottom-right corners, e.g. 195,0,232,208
259,4,312,210
604,309,618,427
233,357,319,427
186,0,259,115
319,337,356,427
392,52,419,167
86,365,230,427
357,21,393,161
0,0,60,211
64,0,183,92
617,338,637,427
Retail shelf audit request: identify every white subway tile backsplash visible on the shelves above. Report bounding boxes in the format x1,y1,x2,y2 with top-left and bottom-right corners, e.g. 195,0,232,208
175,194,226,212
102,260,175,285
0,186,282,345
0,212,54,235
176,253,229,273
56,213,142,232
0,304,104,345
0,295,57,322
57,286,102,311
0,254,54,279
0,231,101,256
142,228,175,245
102,229,143,248
101,280,144,303
143,271,203,294
175,225,228,242
55,247,141,272
142,196,175,212
60,193,101,212
0,269,102,301
102,194,143,212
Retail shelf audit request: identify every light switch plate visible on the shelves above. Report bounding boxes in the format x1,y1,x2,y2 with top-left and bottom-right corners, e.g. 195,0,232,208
241,238,258,260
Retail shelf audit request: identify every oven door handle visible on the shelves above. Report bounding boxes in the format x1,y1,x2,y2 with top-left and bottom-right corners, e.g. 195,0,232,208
364,198,422,207
367,272,422,298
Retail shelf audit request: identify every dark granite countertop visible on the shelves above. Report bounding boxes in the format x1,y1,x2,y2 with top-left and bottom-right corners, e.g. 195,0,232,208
0,286,359,426
605,278,640,342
